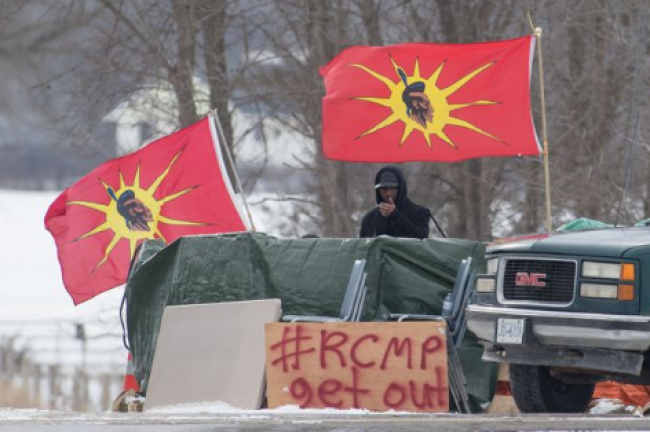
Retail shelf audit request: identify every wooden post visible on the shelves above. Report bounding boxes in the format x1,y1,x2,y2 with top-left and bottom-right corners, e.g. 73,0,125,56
100,373,112,410
534,27,553,233
32,363,42,408
48,365,59,410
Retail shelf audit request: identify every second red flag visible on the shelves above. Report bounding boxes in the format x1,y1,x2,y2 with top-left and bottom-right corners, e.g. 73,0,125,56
320,36,541,162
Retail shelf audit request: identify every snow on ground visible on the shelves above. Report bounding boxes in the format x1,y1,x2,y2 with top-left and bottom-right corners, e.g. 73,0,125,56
147,401,425,416
1,400,649,419
0,408,59,420
589,399,642,416
0,403,425,419
146,401,419,416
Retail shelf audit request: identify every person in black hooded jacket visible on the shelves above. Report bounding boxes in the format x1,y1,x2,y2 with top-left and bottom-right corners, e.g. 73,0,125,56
359,165,430,239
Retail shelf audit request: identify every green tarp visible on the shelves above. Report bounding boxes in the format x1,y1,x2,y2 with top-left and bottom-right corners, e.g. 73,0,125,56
636,218,650,227
125,233,497,412
556,218,613,232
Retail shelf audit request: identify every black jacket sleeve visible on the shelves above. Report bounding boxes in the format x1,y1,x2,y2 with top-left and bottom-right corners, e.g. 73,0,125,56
359,212,371,238
388,206,430,239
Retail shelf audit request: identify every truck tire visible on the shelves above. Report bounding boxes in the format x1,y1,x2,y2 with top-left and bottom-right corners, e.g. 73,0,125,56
509,364,595,413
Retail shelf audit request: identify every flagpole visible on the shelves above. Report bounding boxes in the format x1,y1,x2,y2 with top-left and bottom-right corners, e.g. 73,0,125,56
210,109,257,232
534,27,553,233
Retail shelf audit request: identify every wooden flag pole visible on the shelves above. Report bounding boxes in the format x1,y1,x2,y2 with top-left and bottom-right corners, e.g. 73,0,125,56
210,109,257,231
534,27,553,233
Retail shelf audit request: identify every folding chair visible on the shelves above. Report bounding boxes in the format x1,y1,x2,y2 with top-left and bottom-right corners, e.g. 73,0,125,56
388,257,475,414
281,259,367,323
352,281,368,322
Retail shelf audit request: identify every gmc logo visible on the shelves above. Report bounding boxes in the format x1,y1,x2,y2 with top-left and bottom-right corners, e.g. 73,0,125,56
515,272,547,287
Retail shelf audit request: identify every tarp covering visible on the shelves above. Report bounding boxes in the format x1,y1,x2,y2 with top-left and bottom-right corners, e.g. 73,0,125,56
125,233,497,412
593,381,650,407
636,218,650,227
556,218,613,232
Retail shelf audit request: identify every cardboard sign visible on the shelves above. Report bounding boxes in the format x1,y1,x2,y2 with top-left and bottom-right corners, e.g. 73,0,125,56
265,322,448,412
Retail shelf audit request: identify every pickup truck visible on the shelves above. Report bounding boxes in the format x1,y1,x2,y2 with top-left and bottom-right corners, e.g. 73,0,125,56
466,227,650,413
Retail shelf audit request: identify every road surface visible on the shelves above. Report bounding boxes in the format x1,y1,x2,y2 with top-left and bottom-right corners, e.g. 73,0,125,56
2,411,650,431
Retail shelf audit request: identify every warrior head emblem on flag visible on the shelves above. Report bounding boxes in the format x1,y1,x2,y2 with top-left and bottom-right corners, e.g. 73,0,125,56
398,68,433,128
107,188,153,232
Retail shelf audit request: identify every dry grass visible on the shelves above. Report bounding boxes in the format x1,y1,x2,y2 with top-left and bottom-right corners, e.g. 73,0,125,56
0,377,41,408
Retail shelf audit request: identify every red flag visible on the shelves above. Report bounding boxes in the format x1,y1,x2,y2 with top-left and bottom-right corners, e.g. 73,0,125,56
320,36,541,162
45,116,248,305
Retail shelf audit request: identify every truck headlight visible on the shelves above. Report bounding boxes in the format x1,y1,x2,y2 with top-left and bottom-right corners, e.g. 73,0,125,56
582,261,635,281
486,258,499,275
580,283,617,299
580,283,635,301
476,277,496,293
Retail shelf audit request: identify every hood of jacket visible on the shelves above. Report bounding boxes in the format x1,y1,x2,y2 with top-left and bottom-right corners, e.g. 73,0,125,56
374,165,408,208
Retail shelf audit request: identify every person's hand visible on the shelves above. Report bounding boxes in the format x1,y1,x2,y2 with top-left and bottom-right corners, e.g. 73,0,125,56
379,197,396,217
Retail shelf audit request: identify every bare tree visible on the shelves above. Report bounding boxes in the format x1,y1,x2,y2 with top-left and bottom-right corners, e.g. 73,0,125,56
248,0,361,237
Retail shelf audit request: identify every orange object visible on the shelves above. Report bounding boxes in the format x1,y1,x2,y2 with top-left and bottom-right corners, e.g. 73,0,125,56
123,352,140,392
618,284,635,301
495,380,512,396
620,263,635,281
593,381,650,407
485,363,518,414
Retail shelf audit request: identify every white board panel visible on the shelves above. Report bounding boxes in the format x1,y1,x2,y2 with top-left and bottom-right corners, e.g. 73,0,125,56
144,299,282,410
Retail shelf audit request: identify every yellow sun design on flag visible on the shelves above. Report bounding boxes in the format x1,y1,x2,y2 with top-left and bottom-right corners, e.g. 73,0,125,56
351,57,501,148
69,151,205,269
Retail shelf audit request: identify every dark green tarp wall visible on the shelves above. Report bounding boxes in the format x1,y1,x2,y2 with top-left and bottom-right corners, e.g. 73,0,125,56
125,233,497,412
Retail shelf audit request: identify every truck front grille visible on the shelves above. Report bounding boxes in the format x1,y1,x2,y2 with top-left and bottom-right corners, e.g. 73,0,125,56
502,259,576,303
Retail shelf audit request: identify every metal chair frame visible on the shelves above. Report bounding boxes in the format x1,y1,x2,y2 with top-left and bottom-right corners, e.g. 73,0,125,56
281,259,367,323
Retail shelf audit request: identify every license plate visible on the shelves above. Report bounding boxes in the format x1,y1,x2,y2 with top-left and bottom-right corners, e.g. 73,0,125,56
496,318,525,344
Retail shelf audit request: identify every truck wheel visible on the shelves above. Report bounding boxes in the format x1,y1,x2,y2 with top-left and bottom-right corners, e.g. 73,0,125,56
509,364,594,413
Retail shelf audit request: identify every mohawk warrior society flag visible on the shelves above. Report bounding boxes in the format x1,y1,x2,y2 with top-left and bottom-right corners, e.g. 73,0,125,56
45,116,249,305
320,36,541,162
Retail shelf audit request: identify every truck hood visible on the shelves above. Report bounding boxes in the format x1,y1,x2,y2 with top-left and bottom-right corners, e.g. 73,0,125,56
488,227,650,258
